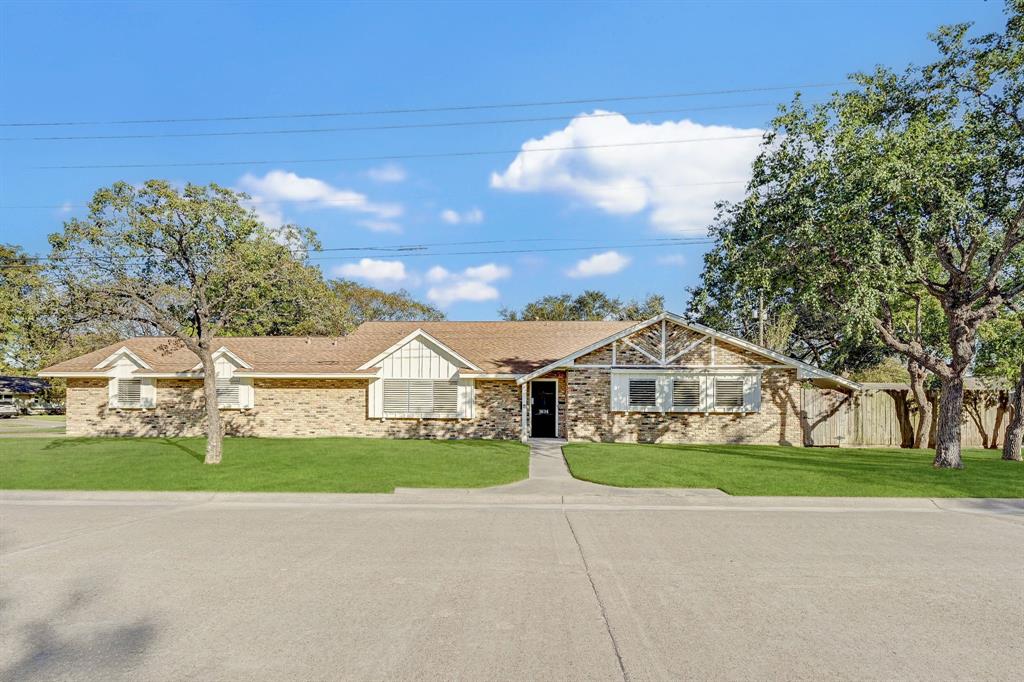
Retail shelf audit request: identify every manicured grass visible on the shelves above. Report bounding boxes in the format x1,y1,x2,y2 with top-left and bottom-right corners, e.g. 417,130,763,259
0,437,528,493
563,443,1024,498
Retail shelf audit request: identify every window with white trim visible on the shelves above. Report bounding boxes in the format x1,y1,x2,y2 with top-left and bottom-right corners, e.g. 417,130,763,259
383,379,459,416
628,379,657,408
216,377,242,408
109,376,155,409
612,372,760,413
714,378,745,409
117,379,142,407
672,378,701,411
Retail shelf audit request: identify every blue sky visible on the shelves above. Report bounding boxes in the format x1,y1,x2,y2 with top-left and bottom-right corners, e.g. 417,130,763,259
0,1,1006,319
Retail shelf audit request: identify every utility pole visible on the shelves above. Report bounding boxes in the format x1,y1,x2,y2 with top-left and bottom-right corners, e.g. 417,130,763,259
758,291,765,347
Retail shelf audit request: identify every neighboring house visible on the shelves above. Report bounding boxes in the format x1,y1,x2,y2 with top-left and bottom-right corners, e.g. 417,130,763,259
0,376,51,408
39,312,857,444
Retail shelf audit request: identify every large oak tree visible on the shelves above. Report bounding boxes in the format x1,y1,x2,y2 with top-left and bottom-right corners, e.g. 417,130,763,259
698,3,1023,468
49,180,328,464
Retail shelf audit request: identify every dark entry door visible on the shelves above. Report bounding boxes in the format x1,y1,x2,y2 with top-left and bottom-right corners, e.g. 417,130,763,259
531,382,557,438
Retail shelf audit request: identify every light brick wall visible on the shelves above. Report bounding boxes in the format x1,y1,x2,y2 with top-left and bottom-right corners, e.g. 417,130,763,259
65,378,520,439
565,367,806,446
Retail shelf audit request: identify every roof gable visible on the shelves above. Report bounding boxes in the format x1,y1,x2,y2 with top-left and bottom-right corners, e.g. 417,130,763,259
517,313,859,390
357,329,481,372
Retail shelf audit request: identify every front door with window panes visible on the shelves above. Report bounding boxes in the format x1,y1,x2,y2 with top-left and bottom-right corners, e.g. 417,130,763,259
531,381,557,438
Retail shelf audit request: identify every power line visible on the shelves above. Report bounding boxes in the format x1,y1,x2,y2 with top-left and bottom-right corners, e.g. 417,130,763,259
0,102,797,143
20,235,712,260
0,179,748,211
2,237,713,270
31,134,764,170
0,82,843,128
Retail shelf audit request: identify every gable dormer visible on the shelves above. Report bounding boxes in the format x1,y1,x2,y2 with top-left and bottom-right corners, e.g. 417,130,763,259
361,330,478,419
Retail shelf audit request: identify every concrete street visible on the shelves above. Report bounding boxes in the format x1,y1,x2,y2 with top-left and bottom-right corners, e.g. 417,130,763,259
2,490,1022,681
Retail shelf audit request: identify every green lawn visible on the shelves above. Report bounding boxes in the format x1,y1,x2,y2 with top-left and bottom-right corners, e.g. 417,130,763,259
0,437,528,493
563,443,1024,498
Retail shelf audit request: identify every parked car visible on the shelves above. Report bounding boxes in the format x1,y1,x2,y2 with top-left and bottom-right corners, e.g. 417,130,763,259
0,402,19,419
25,402,64,415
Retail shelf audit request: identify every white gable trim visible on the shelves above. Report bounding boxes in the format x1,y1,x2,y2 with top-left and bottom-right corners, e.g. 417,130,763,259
93,347,152,371
517,312,860,390
190,346,254,371
357,329,482,372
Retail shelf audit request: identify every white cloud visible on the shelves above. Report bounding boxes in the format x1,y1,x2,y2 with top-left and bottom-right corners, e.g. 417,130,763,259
425,265,451,283
357,219,401,233
367,163,407,183
238,170,403,231
490,111,762,234
424,262,511,306
427,280,500,306
440,207,484,225
333,258,408,284
656,253,687,266
567,251,631,278
463,263,510,282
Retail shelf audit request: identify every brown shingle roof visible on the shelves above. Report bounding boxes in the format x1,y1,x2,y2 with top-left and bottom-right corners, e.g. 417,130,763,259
40,321,636,375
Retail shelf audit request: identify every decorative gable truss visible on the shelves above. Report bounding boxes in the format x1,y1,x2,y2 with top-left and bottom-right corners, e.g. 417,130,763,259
96,347,157,409
613,319,714,367
361,330,477,419
195,347,255,409
516,314,860,417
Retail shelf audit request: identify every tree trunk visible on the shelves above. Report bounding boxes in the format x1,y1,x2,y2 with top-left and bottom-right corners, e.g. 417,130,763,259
933,375,965,469
1002,369,1024,462
908,361,932,449
199,348,223,464
885,390,915,448
990,391,1007,450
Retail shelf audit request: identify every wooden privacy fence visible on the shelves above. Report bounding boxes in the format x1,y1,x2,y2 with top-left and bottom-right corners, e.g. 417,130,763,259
802,383,1006,448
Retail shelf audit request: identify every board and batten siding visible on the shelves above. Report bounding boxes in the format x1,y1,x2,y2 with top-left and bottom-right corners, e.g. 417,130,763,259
367,337,475,418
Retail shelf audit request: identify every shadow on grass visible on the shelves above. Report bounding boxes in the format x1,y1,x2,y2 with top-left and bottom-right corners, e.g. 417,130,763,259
158,438,204,463
42,437,101,451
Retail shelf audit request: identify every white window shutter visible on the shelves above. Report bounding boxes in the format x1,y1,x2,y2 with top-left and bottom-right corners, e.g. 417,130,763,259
744,375,762,412
141,378,156,408
610,374,629,411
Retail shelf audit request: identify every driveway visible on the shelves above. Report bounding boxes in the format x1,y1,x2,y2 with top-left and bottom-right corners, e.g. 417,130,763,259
1,492,1021,680
0,415,65,438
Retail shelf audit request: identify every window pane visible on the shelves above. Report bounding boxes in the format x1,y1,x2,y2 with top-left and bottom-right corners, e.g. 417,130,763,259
384,379,459,415
217,377,241,406
715,379,744,408
117,379,141,405
383,379,408,413
433,381,458,413
628,379,657,407
407,380,434,412
672,379,701,409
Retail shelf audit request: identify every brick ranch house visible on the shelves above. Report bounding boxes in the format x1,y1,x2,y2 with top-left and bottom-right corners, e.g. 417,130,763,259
39,312,858,444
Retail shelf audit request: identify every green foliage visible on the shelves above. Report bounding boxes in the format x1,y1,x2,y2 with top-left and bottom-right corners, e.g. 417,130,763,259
0,437,528,493
500,290,664,321
0,244,51,372
40,180,441,344
976,313,1024,382
849,357,913,383
327,280,444,330
48,180,324,341
693,4,1023,383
